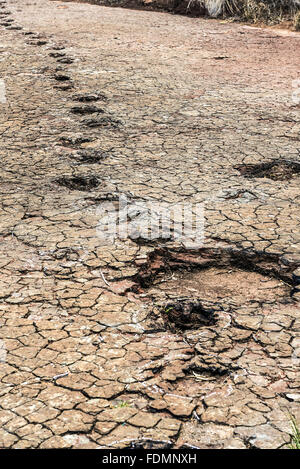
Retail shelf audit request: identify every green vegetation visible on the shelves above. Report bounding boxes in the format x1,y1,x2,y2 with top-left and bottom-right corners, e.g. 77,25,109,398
289,416,300,449
114,400,131,408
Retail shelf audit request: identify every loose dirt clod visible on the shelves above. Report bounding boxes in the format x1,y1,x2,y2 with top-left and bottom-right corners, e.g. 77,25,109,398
59,135,93,146
54,175,100,191
53,73,71,81
160,299,216,331
82,116,120,128
70,105,104,115
70,149,109,163
28,39,47,46
49,52,66,58
72,92,107,102
129,440,173,449
53,84,74,90
57,57,74,64
236,160,300,181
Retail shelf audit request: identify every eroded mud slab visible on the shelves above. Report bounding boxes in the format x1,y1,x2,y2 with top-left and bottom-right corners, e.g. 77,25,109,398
147,267,289,305
0,0,299,450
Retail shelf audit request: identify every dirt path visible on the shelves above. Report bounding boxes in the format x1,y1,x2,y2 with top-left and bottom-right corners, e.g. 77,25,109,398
0,0,299,449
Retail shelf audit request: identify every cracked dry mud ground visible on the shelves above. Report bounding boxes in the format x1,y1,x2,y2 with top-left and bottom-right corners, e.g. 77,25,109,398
0,0,299,450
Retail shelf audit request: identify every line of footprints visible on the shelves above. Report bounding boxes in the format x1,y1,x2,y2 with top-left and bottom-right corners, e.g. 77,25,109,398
0,0,121,192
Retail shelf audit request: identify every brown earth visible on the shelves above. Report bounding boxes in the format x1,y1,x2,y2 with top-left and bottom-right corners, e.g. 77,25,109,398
0,0,300,449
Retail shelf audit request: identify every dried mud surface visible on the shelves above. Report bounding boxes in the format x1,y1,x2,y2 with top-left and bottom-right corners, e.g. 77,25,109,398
0,0,300,449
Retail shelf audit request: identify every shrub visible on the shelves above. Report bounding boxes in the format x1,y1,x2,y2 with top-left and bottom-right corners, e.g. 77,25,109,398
189,0,300,25
294,9,300,29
